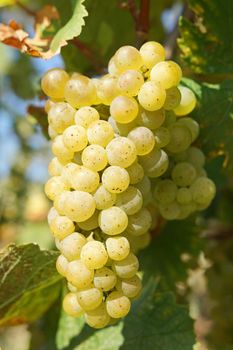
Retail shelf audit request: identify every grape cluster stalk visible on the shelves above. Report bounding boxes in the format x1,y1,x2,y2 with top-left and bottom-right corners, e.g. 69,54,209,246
42,41,216,328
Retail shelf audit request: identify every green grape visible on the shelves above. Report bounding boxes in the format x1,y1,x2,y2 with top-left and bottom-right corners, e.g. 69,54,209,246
171,162,197,187
115,186,143,215
62,190,96,222
106,137,137,168
163,111,177,127
126,162,144,184
48,157,63,177
56,254,68,277
150,61,182,89
81,145,108,172
174,86,196,116
139,148,169,178
164,87,181,110
138,81,166,111
108,116,138,136
108,56,121,75
41,68,69,99
154,179,177,204
117,274,142,298
64,75,96,108
126,208,152,236
48,102,75,134
159,201,181,220
93,267,117,291
110,95,139,124
50,215,75,240
66,259,94,289
190,177,216,205
60,232,87,261
177,117,199,142
135,176,151,199
63,292,83,317
62,125,88,152
177,202,197,219
52,135,74,163
106,291,131,318
98,206,128,235
44,176,68,201
139,41,165,69
117,69,144,96
87,120,114,147
127,126,155,155
114,46,142,72
84,302,110,329
112,253,139,278
61,163,80,187
93,184,117,210
102,166,130,193
81,240,108,269
166,124,192,153
106,236,130,261
154,127,170,148
75,106,100,128
71,166,99,193
77,210,99,231
186,147,205,169
97,74,119,105
136,108,165,130
176,187,192,205
77,286,103,311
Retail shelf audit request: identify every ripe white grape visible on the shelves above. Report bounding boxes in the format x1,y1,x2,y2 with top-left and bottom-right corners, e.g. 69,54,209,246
82,145,108,172
81,241,108,269
61,162,80,187
139,148,169,178
78,210,99,231
93,267,117,291
186,147,205,169
59,232,86,261
171,162,197,187
48,102,75,134
154,179,177,205
106,291,131,318
71,166,100,193
174,86,196,116
44,99,55,113
117,275,142,298
63,292,83,317
97,74,119,105
154,127,171,148
53,190,70,215
135,176,151,199
166,124,192,153
87,120,114,147
106,137,137,168
48,157,63,176
117,69,144,96
102,166,130,193
61,190,96,222
56,254,68,276
164,87,181,110
98,206,128,235
139,41,165,69
115,186,143,215
176,188,192,205
84,302,110,329
136,108,165,130
150,61,182,89
177,117,199,142
52,135,74,163
108,116,137,137
128,126,155,155
44,176,68,201
159,201,181,220
110,95,139,124
77,286,103,311
114,46,142,72
41,68,69,99
75,106,100,128
48,125,58,140
106,236,130,261
190,177,216,205
50,215,75,240
108,56,121,75
62,125,88,152
138,81,166,111
64,75,96,108
126,162,144,184
126,208,152,236
93,184,117,210
112,252,139,278
66,259,94,289
47,207,58,225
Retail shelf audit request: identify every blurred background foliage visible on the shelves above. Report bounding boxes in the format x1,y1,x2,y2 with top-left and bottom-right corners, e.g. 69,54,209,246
0,1,232,350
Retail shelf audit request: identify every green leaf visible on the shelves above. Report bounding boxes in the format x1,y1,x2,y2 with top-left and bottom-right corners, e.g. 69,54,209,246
50,0,88,53
122,278,195,350
181,78,233,174
178,0,233,76
140,220,201,290
0,244,62,326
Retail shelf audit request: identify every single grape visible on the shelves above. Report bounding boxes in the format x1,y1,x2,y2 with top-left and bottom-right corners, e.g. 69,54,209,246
48,102,75,134
186,147,205,169
117,275,142,298
84,302,110,329
56,254,68,276
94,267,117,291
59,232,87,261
114,46,142,72
108,116,137,136
176,188,192,205
93,184,117,210
138,81,166,111
106,236,130,261
81,240,108,269
52,135,74,163
77,286,103,311
63,292,83,317
47,207,58,225
164,87,181,110
112,253,139,278
106,291,131,318
64,75,96,108
126,208,152,236
48,157,63,177
102,166,130,193
82,145,107,172
61,162,80,187
98,206,128,235
62,190,96,222
177,117,199,142
78,210,99,231
75,106,100,128
71,166,100,193
115,186,143,215
190,177,216,205
171,162,197,187
154,127,171,148
159,201,181,220
126,162,144,184
139,41,165,69
117,69,144,96
49,215,75,240
150,61,182,89
139,148,169,178
44,176,68,201
166,123,192,153
110,95,139,124
108,56,121,75
87,120,114,147
135,176,151,199
66,260,94,289
106,137,137,168
154,179,177,204
97,74,119,105
174,86,196,116
41,68,69,99
136,108,165,130
62,125,88,152
128,126,155,155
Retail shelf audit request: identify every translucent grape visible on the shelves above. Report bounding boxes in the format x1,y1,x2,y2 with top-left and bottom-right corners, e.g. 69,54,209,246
164,87,181,110
48,157,63,176
106,236,130,261
102,166,130,193
136,108,165,130
138,81,166,111
115,186,143,215
87,120,114,147
108,116,137,136
66,260,94,289
176,188,192,205
106,291,131,318
139,148,169,178
128,127,155,155
154,127,170,148
154,179,177,204
177,117,199,142
60,232,86,261
114,46,142,72
63,293,83,317
52,135,74,163
78,210,99,231
81,145,107,172
44,176,68,201
174,86,196,116
106,137,137,168
64,75,96,108
166,124,192,153
81,241,108,269
117,69,144,96
190,177,216,205
126,162,144,184
126,208,152,236
48,102,75,133
56,254,68,276
139,41,165,69
150,61,182,89
108,56,121,75
98,206,128,235
62,125,88,152
61,162,80,187
50,215,75,240
93,184,117,210
62,190,96,222
97,74,119,105
135,176,151,199
112,253,139,278
159,201,181,220
94,267,117,291
110,95,139,124
186,147,205,169
41,68,69,99
117,275,142,298
71,166,100,193
84,303,110,329
75,106,100,128
77,286,103,311
171,162,197,187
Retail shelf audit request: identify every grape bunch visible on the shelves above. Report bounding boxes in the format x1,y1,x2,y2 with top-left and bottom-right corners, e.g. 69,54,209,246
42,41,215,328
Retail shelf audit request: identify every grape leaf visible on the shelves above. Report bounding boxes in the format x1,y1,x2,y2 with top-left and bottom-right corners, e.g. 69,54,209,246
50,0,88,53
0,244,62,326
178,0,233,76
181,78,233,174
